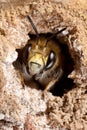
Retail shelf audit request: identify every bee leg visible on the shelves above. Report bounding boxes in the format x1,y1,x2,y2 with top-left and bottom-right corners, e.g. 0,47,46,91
44,79,57,91
44,68,63,91
20,73,25,88
41,79,57,99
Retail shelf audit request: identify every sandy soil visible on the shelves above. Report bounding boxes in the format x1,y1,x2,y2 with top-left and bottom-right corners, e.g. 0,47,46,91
0,0,87,130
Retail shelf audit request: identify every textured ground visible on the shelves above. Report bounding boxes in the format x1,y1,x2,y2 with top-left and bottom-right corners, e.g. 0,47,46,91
0,0,87,130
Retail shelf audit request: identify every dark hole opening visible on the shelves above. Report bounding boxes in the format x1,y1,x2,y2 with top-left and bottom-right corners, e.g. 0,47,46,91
13,33,75,97
50,75,75,97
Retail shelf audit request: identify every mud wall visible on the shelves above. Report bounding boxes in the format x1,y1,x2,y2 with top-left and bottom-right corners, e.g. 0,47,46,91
0,0,87,130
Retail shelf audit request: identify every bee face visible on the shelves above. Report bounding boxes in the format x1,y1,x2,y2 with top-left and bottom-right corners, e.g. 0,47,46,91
26,35,61,77
21,34,63,91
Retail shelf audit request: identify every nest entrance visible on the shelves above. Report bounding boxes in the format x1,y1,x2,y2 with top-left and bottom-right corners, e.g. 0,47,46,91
13,33,75,97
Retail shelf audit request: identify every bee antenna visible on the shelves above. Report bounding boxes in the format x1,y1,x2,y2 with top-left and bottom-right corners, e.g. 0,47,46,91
45,27,67,46
49,27,67,40
27,15,39,38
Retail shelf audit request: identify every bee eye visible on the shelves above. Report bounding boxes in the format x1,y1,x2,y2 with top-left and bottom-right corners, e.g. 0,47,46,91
46,51,55,69
50,51,55,60
28,44,32,52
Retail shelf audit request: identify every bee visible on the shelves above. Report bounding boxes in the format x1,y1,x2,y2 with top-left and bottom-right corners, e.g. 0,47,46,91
19,16,66,91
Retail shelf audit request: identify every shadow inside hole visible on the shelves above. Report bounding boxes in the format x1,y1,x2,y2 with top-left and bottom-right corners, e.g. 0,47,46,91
13,33,75,96
50,77,75,97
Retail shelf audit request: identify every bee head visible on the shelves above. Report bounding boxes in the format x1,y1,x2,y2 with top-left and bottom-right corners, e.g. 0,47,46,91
27,16,65,75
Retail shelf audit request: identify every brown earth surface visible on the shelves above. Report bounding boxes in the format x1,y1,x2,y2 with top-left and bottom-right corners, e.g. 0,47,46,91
0,0,87,130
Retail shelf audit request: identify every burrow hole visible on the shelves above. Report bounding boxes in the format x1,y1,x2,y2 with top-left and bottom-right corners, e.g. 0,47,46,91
13,33,75,97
